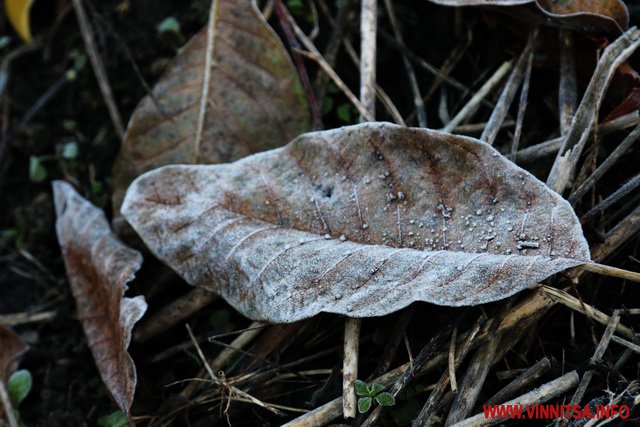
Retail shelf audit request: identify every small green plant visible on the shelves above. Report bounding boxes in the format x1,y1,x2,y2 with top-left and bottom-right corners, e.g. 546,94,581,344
157,16,186,46
98,410,128,427
6,369,32,425
354,379,396,414
8,369,32,406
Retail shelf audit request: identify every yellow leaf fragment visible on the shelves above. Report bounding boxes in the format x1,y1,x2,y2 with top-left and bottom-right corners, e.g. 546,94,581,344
5,0,34,43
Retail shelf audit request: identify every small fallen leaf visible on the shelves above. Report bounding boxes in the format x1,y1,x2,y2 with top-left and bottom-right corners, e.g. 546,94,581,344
5,0,34,43
427,0,628,33
537,0,628,31
111,0,311,214
122,123,591,323
0,326,26,383
53,181,147,415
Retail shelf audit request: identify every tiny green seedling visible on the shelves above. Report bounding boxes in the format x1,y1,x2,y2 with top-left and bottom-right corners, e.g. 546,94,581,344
354,379,395,414
8,369,32,406
98,410,128,427
6,369,32,425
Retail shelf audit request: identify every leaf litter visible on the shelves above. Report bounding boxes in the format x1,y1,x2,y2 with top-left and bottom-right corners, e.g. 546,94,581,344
426,0,629,33
53,181,147,416
110,0,311,216
122,122,591,323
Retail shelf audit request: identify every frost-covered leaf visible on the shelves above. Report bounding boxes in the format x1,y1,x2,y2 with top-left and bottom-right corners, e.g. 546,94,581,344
427,0,628,33
53,181,147,415
0,326,26,383
122,123,590,323
111,0,311,214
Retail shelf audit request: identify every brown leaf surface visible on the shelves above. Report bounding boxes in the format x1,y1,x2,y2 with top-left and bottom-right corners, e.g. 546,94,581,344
121,123,590,323
0,326,26,383
428,0,628,32
111,0,311,214
53,181,147,415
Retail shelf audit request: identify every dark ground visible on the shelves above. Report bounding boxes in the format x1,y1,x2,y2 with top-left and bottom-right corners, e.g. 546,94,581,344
1,0,640,426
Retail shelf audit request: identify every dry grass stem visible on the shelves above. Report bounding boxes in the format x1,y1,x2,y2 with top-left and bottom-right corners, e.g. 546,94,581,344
542,286,633,339
481,33,535,145
71,0,124,139
485,357,552,405
443,61,513,133
449,371,580,427
547,27,640,194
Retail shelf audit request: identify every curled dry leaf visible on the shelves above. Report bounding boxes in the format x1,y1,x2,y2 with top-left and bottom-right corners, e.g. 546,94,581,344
427,0,628,33
122,123,591,323
111,0,311,214
0,326,26,382
53,181,146,415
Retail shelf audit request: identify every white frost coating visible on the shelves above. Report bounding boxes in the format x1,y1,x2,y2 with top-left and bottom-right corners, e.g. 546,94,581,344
121,123,590,323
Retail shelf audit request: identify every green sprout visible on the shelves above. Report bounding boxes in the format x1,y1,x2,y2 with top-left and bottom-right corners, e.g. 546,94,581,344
98,410,128,427
6,369,33,425
354,379,396,413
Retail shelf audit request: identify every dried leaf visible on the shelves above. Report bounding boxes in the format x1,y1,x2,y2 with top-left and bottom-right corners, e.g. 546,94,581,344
111,0,311,214
121,123,590,323
537,0,628,31
602,87,640,124
0,326,26,383
53,181,147,415
427,0,628,33
5,0,35,43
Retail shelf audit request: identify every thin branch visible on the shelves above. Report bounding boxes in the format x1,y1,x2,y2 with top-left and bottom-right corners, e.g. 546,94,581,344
547,27,640,194
360,0,377,120
542,286,633,339
569,124,640,204
71,0,125,139
443,61,513,133
581,174,640,224
481,32,535,145
296,49,374,121
567,311,620,407
273,0,323,129
382,0,426,126
511,41,534,157
558,29,577,136
343,317,361,419
449,371,580,427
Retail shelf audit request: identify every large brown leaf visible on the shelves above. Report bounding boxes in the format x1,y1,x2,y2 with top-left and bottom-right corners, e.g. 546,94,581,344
427,0,629,33
111,0,311,214
121,123,590,323
54,181,147,415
